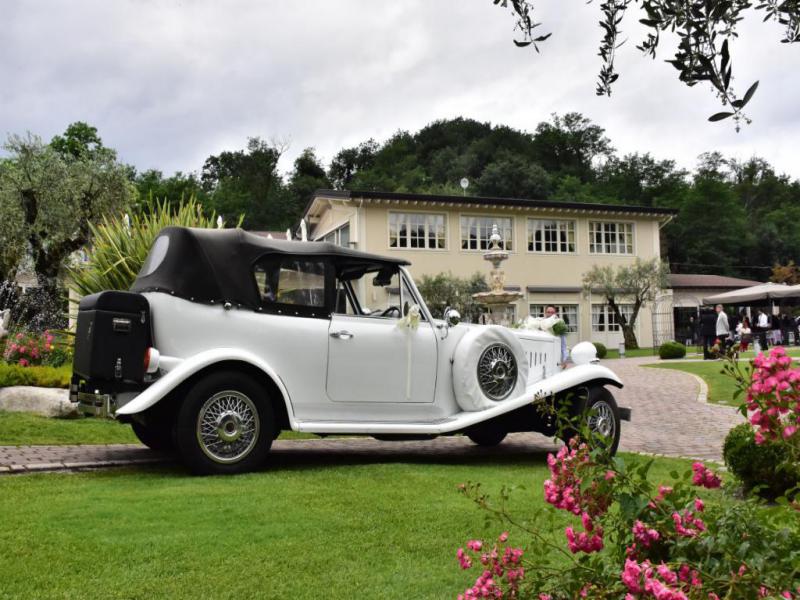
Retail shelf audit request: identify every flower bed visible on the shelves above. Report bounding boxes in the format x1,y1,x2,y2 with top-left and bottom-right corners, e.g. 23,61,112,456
3,330,72,368
455,365,800,599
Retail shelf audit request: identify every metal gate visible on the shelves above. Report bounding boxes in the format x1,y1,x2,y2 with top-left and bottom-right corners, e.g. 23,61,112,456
651,293,675,352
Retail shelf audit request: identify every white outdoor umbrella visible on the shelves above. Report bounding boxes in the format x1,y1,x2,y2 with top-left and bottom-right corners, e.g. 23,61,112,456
702,282,791,305
768,284,800,300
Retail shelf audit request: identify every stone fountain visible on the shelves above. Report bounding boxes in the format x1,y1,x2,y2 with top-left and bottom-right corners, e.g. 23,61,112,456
472,224,522,326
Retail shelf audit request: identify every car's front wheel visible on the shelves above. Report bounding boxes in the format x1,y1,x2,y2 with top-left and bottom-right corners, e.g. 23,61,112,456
560,386,621,456
175,371,274,475
467,425,508,447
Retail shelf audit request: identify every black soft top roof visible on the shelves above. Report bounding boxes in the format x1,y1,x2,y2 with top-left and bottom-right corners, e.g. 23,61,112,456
130,226,409,308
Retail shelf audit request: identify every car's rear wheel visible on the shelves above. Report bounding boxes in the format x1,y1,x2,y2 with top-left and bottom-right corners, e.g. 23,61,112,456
130,419,174,452
175,370,274,475
559,386,621,456
467,425,508,447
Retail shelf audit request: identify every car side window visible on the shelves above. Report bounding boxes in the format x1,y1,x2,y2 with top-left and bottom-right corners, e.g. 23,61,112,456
254,258,327,308
333,265,402,319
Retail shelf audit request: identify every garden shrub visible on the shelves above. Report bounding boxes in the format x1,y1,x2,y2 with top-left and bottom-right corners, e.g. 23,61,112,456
0,363,71,388
456,440,800,598
454,354,800,598
659,340,687,359
723,422,800,500
3,330,73,367
592,342,607,359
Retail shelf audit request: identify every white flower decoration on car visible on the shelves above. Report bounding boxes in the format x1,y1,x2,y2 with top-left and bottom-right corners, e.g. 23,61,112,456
519,315,567,336
397,304,421,330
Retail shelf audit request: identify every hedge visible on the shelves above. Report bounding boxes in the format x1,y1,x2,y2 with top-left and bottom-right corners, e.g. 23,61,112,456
0,363,71,388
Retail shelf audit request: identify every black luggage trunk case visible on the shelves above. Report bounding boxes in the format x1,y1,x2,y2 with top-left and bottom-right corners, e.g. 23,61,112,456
73,291,152,382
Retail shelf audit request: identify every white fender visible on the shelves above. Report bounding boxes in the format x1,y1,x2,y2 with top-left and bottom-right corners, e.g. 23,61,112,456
114,348,294,423
538,363,623,394
452,325,530,411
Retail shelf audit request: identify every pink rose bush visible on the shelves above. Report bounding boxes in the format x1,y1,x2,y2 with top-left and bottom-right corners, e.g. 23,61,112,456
745,347,800,449
456,532,525,599
721,345,800,499
3,330,71,367
458,441,799,598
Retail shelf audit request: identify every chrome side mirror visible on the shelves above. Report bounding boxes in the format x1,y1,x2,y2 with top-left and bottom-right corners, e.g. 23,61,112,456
444,307,461,327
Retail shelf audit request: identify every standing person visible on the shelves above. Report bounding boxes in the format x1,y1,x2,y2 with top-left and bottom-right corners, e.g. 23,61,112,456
770,312,782,346
756,309,770,350
700,308,717,360
545,304,569,367
794,313,800,346
715,304,730,351
687,316,697,345
737,316,752,352
781,313,793,346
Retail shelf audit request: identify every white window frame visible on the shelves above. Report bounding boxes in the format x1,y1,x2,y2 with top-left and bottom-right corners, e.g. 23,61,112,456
319,223,350,247
527,219,577,254
459,214,514,252
387,211,447,251
588,220,635,256
529,304,579,333
591,304,634,332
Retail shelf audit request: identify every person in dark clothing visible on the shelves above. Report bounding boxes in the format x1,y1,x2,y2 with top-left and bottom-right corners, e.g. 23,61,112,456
700,308,718,360
781,314,793,346
795,314,800,346
687,316,698,345
771,312,782,345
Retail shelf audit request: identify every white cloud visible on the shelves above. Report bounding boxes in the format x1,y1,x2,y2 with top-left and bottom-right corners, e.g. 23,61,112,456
2,0,798,178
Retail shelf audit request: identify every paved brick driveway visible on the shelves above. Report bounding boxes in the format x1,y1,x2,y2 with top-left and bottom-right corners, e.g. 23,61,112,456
0,357,744,474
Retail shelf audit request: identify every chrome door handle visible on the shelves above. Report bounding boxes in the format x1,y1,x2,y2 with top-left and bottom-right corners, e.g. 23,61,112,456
330,330,354,340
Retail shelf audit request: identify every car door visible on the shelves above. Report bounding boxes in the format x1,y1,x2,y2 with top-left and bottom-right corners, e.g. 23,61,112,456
326,269,437,404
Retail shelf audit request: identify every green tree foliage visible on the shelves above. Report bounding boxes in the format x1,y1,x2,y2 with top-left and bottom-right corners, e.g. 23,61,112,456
286,148,331,214
495,1,799,126
594,153,689,208
529,112,614,181
202,137,290,230
582,258,670,349
416,272,488,322
133,169,206,209
476,151,552,198
0,126,133,294
328,139,379,189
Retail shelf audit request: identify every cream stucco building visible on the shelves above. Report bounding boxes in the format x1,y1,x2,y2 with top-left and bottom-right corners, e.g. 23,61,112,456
303,190,677,348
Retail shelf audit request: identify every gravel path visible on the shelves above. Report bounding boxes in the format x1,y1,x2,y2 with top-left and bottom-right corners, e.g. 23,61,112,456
0,357,744,474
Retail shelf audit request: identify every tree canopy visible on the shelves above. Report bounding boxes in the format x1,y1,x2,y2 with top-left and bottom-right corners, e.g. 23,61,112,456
0,127,134,292
494,0,800,126
582,258,671,349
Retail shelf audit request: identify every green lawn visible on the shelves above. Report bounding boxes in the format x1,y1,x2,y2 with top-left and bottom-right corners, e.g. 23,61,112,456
0,411,323,446
604,346,658,359
644,362,741,407
0,453,703,599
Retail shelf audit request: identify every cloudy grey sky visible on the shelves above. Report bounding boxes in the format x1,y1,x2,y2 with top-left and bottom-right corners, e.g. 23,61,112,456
2,0,798,178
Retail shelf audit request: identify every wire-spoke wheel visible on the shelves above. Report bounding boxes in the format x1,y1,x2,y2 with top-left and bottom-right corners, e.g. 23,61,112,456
587,399,616,440
560,386,621,456
477,343,517,401
197,391,260,464
176,371,274,475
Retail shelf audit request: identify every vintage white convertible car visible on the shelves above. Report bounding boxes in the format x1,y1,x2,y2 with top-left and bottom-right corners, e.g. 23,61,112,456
71,227,627,474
